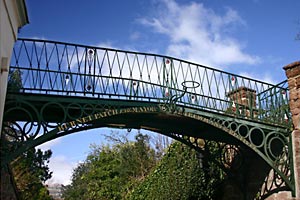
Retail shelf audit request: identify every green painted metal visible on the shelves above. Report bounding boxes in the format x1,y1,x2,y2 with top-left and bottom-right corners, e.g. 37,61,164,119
8,38,290,127
1,38,295,197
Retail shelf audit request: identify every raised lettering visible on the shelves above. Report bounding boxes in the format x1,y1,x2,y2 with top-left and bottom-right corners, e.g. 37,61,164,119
58,123,68,132
139,107,147,112
69,121,77,127
94,112,102,119
102,112,108,117
76,118,82,124
87,115,93,121
81,117,87,123
150,106,158,112
106,110,112,116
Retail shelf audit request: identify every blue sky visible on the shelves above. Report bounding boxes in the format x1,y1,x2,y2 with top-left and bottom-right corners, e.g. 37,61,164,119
19,0,300,185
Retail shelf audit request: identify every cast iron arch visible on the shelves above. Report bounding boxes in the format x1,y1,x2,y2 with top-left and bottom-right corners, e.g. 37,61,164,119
2,99,292,193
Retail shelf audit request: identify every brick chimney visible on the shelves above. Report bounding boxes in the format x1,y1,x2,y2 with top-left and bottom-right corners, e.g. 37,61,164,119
226,86,257,117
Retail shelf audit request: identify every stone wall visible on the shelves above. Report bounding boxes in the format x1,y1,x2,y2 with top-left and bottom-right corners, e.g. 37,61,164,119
283,61,300,199
264,61,300,200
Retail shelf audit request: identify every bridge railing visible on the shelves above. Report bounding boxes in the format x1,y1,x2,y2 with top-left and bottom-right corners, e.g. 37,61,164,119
8,38,290,127
257,80,291,125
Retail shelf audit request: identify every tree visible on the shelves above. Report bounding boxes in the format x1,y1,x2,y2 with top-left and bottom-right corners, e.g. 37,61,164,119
129,141,225,200
62,162,89,200
62,132,157,200
151,133,172,160
7,68,23,92
63,132,225,200
11,148,53,200
4,68,53,199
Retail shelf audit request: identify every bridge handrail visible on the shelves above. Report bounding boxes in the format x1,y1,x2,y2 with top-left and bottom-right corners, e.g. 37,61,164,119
16,38,280,87
8,38,291,128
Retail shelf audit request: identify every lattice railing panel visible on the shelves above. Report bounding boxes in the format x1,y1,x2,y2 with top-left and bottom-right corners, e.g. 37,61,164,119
9,38,290,127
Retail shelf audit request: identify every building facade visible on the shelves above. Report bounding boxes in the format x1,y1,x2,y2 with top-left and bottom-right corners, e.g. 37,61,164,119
0,0,28,134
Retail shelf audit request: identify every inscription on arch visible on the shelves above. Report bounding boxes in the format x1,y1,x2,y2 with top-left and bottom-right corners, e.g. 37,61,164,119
56,105,247,148
57,106,159,132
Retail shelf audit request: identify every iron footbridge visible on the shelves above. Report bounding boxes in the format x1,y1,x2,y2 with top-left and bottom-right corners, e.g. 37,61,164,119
1,38,295,198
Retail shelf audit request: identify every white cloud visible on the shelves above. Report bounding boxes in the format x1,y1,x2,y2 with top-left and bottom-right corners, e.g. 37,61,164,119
36,138,82,185
130,31,141,41
35,138,74,185
239,71,276,85
36,137,62,152
46,155,79,186
139,0,260,67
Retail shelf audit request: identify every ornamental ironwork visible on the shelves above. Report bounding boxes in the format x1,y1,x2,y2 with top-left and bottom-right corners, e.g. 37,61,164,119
1,38,295,198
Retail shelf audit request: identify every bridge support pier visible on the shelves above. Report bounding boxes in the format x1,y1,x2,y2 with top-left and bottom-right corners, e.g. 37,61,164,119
283,61,300,199
219,148,272,200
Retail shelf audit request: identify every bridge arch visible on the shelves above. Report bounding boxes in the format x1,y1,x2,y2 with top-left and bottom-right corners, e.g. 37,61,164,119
2,98,291,187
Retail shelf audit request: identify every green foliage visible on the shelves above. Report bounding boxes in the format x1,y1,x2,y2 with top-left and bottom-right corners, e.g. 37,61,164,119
3,68,51,198
62,133,225,200
62,133,157,200
62,163,89,199
8,69,23,92
23,149,53,182
129,141,225,200
11,148,53,200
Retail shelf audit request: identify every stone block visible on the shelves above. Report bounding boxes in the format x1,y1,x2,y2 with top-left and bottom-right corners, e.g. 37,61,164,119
287,68,300,79
292,117,300,130
296,76,300,89
290,90,299,101
291,108,300,116
288,79,296,88
284,61,300,78
290,100,299,110
295,130,300,135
